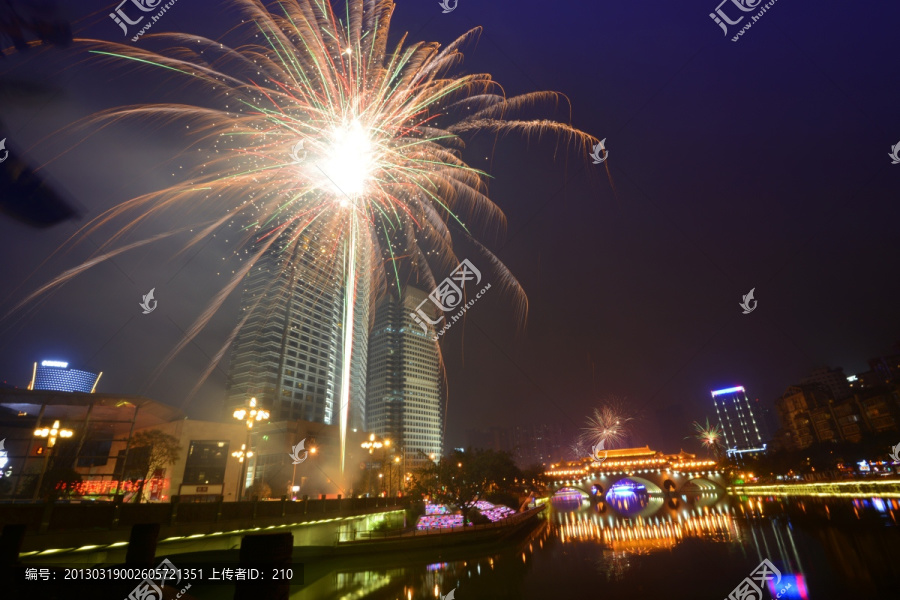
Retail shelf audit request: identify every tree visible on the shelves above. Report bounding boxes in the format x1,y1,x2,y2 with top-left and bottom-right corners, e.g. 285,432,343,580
126,430,180,503
246,480,272,500
409,449,522,524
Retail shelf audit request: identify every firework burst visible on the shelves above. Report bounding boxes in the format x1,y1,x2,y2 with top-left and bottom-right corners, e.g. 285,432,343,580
579,398,635,449
690,418,723,456
12,0,599,476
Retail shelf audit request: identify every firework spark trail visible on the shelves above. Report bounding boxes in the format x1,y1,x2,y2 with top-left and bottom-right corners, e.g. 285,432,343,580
11,0,600,479
578,398,636,450
690,418,724,457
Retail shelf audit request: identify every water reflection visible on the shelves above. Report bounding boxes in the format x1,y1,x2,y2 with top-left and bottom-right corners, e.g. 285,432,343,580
278,493,900,600
604,480,665,518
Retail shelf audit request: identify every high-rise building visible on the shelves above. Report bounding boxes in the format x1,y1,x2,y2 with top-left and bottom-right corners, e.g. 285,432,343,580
465,424,565,467
712,385,765,456
28,360,101,393
366,286,443,471
224,232,370,431
801,366,852,401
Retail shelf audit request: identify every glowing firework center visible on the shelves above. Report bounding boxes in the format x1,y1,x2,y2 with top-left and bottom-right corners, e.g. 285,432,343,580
316,120,377,202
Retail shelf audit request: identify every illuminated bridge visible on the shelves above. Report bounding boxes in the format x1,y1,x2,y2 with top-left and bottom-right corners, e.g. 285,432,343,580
545,446,727,498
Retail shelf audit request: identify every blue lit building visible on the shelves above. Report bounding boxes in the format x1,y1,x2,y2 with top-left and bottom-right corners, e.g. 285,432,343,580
28,360,101,393
712,385,766,457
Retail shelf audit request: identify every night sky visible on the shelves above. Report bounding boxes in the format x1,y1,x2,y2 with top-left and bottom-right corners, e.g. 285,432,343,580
1,0,899,457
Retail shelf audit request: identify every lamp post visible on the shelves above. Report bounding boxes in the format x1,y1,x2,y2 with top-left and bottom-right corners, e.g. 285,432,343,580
232,397,269,501
33,420,73,500
231,444,252,500
390,455,400,496
290,445,316,499
361,434,391,496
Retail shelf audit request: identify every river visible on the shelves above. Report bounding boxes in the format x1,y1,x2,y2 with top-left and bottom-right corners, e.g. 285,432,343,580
238,488,900,600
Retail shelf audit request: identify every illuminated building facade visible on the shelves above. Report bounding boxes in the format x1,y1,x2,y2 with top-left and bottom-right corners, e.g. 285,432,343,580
28,360,101,393
224,231,370,429
712,386,765,456
366,286,443,470
774,383,900,451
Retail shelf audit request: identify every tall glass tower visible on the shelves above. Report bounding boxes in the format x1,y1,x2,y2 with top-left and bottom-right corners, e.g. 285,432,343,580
712,385,765,456
366,286,443,470
225,231,370,430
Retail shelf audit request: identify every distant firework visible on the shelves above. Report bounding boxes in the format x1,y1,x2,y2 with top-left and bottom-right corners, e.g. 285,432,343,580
691,418,723,456
579,398,635,449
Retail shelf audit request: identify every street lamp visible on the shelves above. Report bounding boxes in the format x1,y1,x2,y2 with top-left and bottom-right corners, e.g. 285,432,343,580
231,444,253,463
33,420,73,500
361,434,392,496
231,444,253,502
233,397,269,501
233,397,270,430
34,420,73,447
361,433,389,454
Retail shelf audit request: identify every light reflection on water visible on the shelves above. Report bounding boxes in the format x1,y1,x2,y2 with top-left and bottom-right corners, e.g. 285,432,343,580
227,492,900,600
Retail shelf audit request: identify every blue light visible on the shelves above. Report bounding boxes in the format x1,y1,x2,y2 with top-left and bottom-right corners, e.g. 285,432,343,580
711,386,745,397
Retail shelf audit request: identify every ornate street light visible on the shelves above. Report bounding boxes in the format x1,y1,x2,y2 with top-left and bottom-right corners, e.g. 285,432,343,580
232,397,269,501
33,419,74,500
361,434,391,495
34,420,73,448
231,443,253,463
233,397,270,429
361,433,390,454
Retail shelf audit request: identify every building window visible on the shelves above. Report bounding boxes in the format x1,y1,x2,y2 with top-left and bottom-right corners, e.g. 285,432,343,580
182,440,229,485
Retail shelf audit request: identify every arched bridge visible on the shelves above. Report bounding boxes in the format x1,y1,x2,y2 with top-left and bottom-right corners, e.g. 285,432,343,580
544,446,728,496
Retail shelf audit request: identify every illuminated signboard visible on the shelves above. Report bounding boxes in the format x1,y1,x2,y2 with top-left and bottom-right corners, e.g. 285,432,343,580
41,360,69,368
711,386,745,397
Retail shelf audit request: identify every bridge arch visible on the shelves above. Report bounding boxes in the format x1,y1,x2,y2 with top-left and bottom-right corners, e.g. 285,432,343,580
606,475,664,496
678,477,725,494
550,485,591,498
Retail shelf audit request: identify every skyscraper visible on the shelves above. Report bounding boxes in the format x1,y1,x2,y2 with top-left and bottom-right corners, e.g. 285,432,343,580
712,385,765,456
801,366,852,400
28,360,101,393
225,232,370,431
366,286,443,470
